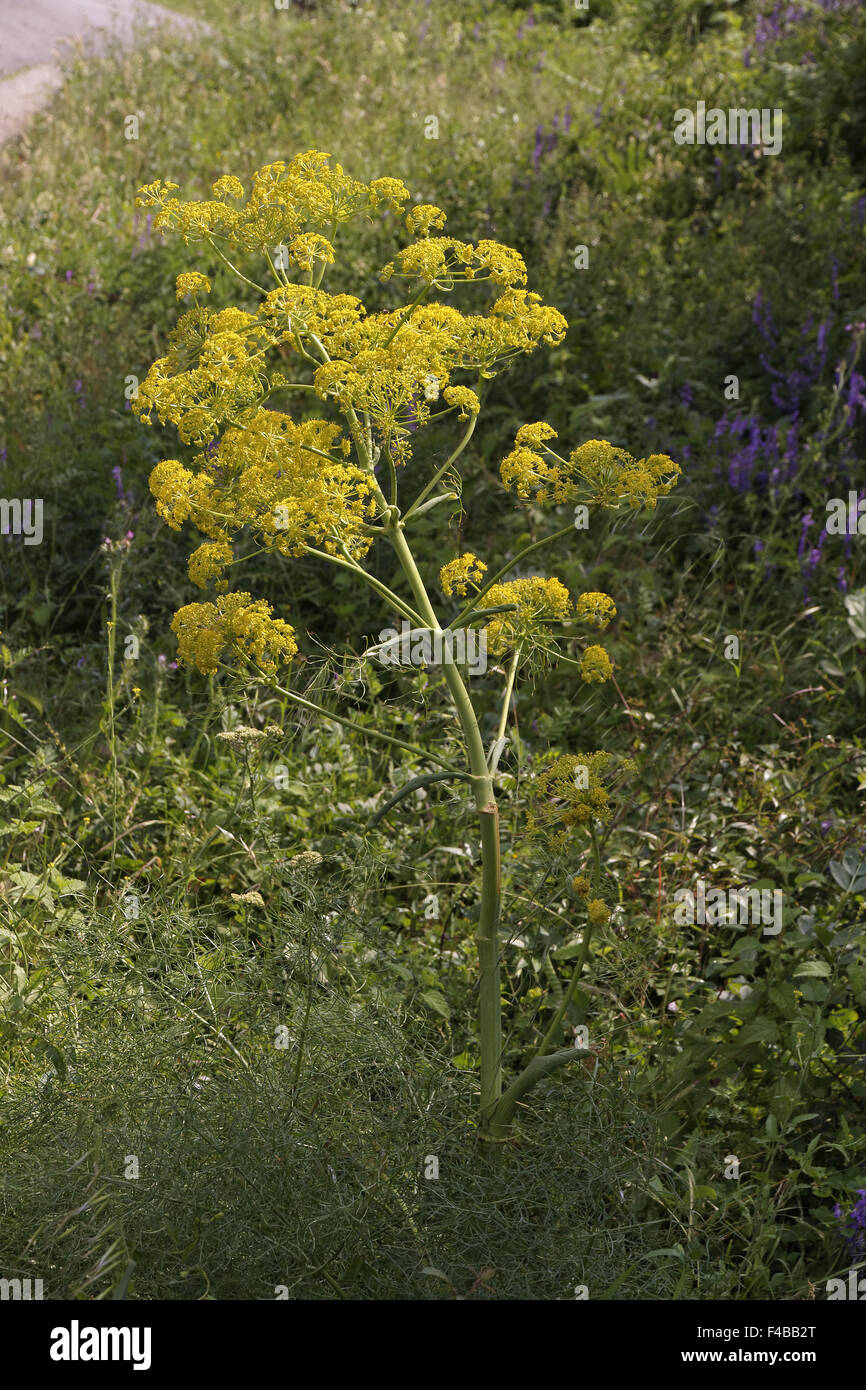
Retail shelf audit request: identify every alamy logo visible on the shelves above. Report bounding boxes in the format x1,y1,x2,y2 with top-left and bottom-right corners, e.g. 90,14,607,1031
826,1269,866,1300
673,102,782,156
0,498,43,545
0,1277,43,1300
826,492,866,535
673,880,783,935
374,621,487,676
50,1321,152,1371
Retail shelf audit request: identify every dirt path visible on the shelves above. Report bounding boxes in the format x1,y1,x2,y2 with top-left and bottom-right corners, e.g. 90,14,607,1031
0,0,206,143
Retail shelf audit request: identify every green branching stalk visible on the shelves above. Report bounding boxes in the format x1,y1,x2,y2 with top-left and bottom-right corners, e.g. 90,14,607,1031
250,673,464,777
404,411,478,522
451,522,576,630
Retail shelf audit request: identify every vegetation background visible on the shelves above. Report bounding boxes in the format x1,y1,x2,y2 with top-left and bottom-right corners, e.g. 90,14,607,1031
0,0,864,1299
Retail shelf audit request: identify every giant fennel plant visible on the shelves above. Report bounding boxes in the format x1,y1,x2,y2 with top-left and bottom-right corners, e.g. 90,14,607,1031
133,151,679,1139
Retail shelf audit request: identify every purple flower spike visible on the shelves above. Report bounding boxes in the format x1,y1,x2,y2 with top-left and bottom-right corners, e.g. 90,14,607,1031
836,1190,866,1260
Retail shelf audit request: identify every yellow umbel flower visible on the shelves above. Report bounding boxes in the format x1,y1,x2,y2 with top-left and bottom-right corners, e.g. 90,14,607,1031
149,460,215,532
501,427,681,511
171,592,297,675
406,204,447,236
483,576,571,655
288,233,335,273
569,441,681,509
490,290,567,348
440,553,487,598
175,272,211,301
216,409,376,560
586,899,610,927
472,240,527,286
576,592,617,629
442,385,480,419
580,645,613,683
516,421,557,449
188,540,234,590
572,875,591,898
212,175,244,200
500,445,566,504
369,177,411,214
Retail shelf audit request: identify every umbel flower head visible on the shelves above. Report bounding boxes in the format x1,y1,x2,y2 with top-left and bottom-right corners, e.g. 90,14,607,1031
440,553,487,598
576,591,616,629
531,752,615,830
171,592,297,675
528,751,636,853
501,424,680,510
482,576,571,656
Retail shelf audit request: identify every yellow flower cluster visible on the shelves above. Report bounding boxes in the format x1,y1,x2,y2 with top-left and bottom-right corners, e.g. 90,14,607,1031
442,385,480,418
171,592,297,674
500,445,567,504
575,592,617,629
137,153,410,252
530,752,614,841
188,540,234,590
149,459,215,531
382,237,528,289
516,421,557,449
440,553,487,597
482,576,571,655
287,233,335,272
149,409,375,565
212,174,244,200
175,272,211,300
489,290,567,349
311,298,562,462
501,427,680,510
572,874,591,898
586,900,610,927
133,307,268,445
406,204,447,236
223,409,376,560
570,441,681,509
135,152,581,678
369,177,412,214
580,645,613,683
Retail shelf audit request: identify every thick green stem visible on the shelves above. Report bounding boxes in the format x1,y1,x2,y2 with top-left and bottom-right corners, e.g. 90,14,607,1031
488,825,603,1134
382,518,503,1124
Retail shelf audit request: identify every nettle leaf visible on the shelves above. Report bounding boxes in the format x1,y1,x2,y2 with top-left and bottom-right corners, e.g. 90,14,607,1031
737,1016,780,1046
793,960,832,978
419,990,451,1020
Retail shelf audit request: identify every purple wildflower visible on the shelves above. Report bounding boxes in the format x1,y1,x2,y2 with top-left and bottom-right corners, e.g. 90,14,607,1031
835,1190,866,1260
